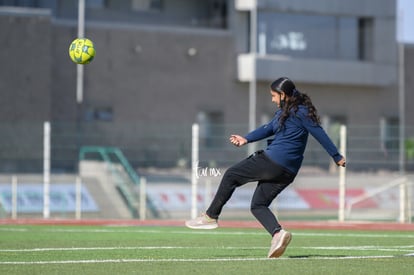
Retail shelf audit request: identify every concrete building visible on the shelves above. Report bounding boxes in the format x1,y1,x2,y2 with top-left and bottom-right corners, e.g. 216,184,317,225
0,0,413,172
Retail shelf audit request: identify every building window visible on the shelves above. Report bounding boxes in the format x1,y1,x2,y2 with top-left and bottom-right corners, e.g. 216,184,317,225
0,0,37,7
257,12,371,61
131,0,162,12
85,106,113,122
207,0,227,28
85,0,105,9
358,18,374,61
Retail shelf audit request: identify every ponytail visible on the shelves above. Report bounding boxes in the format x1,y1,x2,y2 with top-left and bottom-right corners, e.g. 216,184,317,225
270,77,320,128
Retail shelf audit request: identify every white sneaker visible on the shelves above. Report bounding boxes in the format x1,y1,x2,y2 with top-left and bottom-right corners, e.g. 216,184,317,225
185,213,218,229
267,229,292,258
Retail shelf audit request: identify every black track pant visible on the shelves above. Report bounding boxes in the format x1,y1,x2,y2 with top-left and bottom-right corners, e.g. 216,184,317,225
206,150,296,236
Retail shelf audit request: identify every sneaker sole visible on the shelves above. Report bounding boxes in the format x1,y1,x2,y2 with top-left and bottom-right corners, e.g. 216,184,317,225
185,221,218,230
268,231,292,258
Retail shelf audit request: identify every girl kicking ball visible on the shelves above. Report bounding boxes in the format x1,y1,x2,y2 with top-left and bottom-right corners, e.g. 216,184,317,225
186,77,346,258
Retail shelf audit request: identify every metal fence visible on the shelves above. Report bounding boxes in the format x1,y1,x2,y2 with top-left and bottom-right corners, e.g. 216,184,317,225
0,121,413,173
0,121,413,222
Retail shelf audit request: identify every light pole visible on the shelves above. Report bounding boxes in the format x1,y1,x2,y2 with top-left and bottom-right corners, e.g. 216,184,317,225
396,0,414,175
398,42,405,175
77,0,85,104
248,1,257,154
76,0,85,173
396,0,414,223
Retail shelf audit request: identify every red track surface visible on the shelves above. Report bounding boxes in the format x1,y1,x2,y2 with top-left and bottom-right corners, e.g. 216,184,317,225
1,218,414,231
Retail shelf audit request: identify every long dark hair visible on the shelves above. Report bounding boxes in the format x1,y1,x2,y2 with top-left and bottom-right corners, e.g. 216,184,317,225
270,77,320,127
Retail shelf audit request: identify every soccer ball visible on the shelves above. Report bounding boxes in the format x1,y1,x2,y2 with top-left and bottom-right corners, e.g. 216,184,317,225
68,38,96,64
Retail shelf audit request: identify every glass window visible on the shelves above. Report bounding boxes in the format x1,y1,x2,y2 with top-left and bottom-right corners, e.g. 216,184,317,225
358,18,374,61
257,12,362,61
131,0,162,12
86,0,105,9
338,17,359,60
85,107,113,122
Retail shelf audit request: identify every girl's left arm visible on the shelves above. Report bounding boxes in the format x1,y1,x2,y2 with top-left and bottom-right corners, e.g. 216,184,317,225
300,113,345,165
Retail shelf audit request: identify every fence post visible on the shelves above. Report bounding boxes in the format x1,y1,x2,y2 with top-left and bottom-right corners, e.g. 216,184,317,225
191,123,199,219
43,121,51,219
11,175,17,219
408,182,412,223
399,180,407,223
75,176,82,220
139,177,147,221
338,125,347,222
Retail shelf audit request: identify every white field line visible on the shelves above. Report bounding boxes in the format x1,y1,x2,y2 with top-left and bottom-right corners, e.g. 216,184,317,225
1,245,413,265
0,255,402,265
1,227,414,239
0,245,414,255
0,228,27,232
1,245,414,254
0,246,267,252
1,227,413,265
302,246,414,253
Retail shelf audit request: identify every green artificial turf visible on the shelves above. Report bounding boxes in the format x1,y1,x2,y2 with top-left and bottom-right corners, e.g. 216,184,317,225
0,225,412,274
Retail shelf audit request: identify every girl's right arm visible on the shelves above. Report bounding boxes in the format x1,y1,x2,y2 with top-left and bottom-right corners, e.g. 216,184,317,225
229,135,247,147
243,118,277,143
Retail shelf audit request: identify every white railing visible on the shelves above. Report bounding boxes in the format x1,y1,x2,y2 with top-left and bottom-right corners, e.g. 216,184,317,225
346,177,413,223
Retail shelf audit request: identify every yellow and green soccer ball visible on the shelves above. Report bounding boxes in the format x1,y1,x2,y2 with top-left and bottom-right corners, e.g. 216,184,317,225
68,38,96,64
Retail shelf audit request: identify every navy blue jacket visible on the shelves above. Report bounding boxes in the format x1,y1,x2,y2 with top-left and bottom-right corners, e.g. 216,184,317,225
244,105,343,174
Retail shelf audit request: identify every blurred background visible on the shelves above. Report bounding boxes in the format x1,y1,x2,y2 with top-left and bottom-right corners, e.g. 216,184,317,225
0,0,413,223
